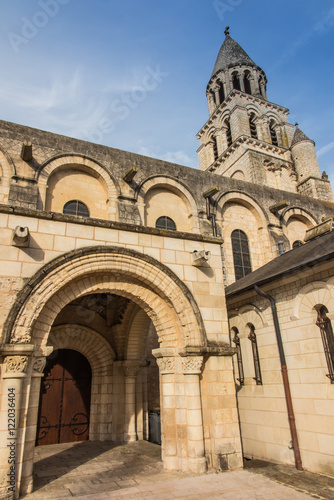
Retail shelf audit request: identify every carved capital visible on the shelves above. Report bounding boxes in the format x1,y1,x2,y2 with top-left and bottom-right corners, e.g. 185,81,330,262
156,357,175,374
33,357,47,374
4,356,28,374
182,356,203,374
123,365,140,378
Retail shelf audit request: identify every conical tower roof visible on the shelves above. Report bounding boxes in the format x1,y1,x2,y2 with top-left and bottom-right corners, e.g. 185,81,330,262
211,32,257,78
291,124,313,147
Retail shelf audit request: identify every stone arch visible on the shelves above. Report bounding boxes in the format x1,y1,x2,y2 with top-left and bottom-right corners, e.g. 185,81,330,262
281,207,317,247
126,308,152,360
237,305,268,332
48,324,116,439
4,246,205,348
217,110,232,129
36,154,119,219
136,175,200,233
217,192,271,284
0,147,16,203
230,170,245,181
246,105,260,118
281,207,318,227
291,281,334,321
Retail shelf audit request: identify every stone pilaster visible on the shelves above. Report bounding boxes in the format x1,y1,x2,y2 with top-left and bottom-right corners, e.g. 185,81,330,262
123,362,141,442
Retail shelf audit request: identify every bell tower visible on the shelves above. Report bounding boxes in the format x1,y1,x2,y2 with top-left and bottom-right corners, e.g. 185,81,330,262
196,29,333,201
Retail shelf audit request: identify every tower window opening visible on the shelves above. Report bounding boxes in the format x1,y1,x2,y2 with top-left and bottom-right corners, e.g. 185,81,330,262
244,75,251,95
155,216,176,231
248,324,262,385
218,83,225,104
232,327,244,385
232,74,241,91
316,306,334,383
249,114,258,139
213,137,219,161
211,90,217,107
63,200,90,218
270,122,278,146
231,229,252,280
225,120,232,147
258,77,263,97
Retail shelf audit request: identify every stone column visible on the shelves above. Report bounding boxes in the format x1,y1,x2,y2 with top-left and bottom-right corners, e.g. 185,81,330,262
0,356,29,500
181,356,207,474
213,87,220,107
123,362,141,442
19,351,51,497
239,73,245,93
155,355,178,470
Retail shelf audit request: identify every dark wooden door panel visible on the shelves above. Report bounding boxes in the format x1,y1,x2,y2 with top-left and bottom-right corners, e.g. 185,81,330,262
36,349,92,446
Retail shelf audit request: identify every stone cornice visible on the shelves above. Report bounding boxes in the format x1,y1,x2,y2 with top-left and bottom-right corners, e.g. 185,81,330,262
206,136,290,173
0,204,223,245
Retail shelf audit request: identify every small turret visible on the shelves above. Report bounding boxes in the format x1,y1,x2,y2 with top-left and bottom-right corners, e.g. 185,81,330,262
291,124,334,201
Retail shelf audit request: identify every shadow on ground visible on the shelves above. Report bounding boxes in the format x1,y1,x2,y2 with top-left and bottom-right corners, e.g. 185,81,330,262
244,458,334,500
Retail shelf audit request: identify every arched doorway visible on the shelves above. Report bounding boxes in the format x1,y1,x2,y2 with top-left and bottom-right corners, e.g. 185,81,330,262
36,349,92,446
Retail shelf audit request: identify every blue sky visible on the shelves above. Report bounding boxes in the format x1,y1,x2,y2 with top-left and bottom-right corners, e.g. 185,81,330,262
0,0,334,186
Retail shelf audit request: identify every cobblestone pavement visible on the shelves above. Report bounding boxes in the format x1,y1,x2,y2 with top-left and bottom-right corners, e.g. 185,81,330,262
24,441,334,500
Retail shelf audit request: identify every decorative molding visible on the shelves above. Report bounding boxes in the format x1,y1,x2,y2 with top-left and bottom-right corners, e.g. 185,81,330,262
156,357,175,374
182,356,203,374
4,356,28,374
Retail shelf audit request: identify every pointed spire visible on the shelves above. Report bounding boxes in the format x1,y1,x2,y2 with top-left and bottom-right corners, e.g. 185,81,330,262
291,123,313,147
211,30,257,78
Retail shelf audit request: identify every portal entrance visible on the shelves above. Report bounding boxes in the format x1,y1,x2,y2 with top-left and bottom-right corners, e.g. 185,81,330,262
36,349,92,446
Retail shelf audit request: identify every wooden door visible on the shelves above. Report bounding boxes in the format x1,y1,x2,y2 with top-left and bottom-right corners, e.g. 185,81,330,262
36,349,92,446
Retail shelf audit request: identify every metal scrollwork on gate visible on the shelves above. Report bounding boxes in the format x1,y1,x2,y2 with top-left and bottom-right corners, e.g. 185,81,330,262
69,413,89,435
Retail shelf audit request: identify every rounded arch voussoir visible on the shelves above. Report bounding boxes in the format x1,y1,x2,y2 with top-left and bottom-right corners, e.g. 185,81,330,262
4,246,206,349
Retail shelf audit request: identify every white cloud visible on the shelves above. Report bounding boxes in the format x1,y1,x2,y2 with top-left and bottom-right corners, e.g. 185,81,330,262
137,146,197,168
317,141,334,157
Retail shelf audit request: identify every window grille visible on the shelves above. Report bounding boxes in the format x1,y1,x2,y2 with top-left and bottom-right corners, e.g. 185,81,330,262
248,324,262,385
232,328,244,385
155,216,176,231
231,229,252,280
63,200,90,217
316,306,334,383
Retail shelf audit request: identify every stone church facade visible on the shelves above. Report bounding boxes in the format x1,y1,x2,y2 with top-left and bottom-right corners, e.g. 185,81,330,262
0,31,333,499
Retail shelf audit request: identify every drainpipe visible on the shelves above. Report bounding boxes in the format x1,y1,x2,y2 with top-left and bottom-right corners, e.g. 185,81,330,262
254,285,303,471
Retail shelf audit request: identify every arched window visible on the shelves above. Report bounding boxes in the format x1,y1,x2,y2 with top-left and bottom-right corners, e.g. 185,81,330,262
231,229,252,280
269,121,278,146
292,240,303,249
63,200,90,217
249,113,258,139
232,327,244,385
244,74,251,95
218,82,225,104
316,306,334,382
232,73,241,91
225,119,232,147
248,324,262,385
155,216,176,231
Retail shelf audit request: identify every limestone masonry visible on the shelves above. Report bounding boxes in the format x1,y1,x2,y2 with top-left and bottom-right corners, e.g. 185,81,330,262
0,30,333,500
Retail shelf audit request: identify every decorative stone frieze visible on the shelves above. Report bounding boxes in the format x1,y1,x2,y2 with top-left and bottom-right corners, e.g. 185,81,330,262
182,356,203,374
156,357,175,374
4,355,28,374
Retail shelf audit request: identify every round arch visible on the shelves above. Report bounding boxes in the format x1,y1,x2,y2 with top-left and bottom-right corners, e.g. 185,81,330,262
281,207,318,227
4,246,206,348
136,175,200,233
291,281,334,321
36,154,119,219
48,324,116,439
216,191,269,227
